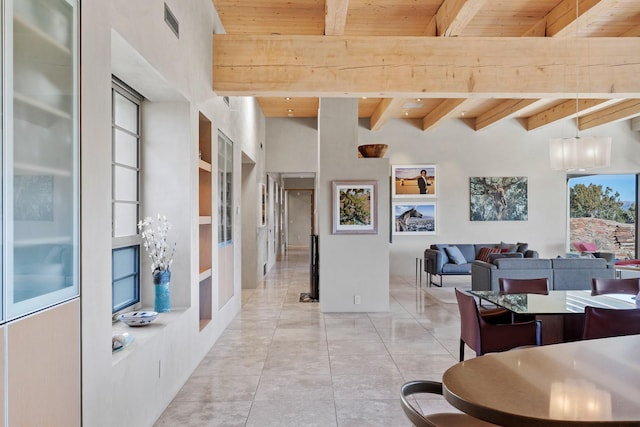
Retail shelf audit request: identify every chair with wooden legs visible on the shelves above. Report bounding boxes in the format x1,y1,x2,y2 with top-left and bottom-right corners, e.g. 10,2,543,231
455,288,541,361
400,380,498,427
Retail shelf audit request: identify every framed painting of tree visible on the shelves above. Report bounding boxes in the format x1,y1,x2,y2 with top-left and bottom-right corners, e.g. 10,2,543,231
470,177,528,221
332,180,377,234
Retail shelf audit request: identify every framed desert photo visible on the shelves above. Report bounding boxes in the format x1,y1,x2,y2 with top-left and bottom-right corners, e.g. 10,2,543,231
393,202,436,235
470,176,528,221
332,180,377,234
392,164,437,198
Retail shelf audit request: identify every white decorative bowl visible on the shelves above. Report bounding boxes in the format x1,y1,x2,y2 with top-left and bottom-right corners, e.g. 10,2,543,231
117,311,158,327
112,332,134,352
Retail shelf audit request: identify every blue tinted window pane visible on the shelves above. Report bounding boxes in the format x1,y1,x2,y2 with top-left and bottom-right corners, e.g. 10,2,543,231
113,277,137,311
113,246,137,278
112,246,139,312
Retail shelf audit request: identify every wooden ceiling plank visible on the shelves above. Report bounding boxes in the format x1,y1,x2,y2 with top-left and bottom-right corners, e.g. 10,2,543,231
547,0,615,37
435,0,487,37
325,0,350,35
212,35,640,97
475,99,539,130
579,99,640,130
526,99,608,130
371,98,406,131
422,98,467,130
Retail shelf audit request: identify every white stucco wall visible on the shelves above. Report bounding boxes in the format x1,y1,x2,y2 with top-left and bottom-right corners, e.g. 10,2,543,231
81,1,265,425
266,111,640,280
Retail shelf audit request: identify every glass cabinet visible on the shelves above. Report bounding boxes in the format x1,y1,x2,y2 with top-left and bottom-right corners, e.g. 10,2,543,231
4,0,79,320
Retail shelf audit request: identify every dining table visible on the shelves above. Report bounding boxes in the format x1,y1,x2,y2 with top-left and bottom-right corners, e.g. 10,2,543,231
471,290,638,344
442,334,640,426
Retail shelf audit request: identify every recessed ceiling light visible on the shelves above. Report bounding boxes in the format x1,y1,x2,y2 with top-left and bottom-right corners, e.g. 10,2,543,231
416,98,422,102
404,112,409,116
285,97,291,101
288,109,293,113
361,97,368,99
461,111,466,117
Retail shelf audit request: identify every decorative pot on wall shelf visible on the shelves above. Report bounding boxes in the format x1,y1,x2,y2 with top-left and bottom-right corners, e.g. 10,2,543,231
358,144,388,158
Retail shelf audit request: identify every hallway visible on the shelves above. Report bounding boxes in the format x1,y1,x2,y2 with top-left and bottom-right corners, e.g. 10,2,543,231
155,247,469,426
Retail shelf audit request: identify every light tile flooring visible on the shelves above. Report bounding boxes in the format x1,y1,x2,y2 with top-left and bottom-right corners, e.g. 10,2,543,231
154,247,473,426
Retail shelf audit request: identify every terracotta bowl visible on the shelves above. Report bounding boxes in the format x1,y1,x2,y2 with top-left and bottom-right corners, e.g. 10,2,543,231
358,144,388,158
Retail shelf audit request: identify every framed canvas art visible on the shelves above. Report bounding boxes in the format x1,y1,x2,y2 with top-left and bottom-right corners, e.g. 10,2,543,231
470,176,528,221
392,164,437,198
392,202,436,235
332,180,377,234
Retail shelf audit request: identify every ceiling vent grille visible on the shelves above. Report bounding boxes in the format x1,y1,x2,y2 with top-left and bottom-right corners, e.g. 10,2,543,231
164,3,179,38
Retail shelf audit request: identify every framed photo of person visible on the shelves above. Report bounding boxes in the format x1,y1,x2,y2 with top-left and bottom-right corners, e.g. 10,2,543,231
392,202,437,235
332,180,377,234
392,164,437,198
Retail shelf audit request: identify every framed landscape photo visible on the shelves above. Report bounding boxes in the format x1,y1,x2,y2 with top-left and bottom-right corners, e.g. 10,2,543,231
332,180,377,234
392,202,436,235
469,176,528,221
392,164,437,198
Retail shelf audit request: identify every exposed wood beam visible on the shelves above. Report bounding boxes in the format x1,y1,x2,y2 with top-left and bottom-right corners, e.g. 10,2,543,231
526,99,609,130
370,98,406,131
622,26,640,37
435,0,486,37
523,18,547,37
423,16,437,37
475,99,539,130
325,0,349,36
579,99,640,130
422,99,466,130
547,0,612,37
212,35,640,97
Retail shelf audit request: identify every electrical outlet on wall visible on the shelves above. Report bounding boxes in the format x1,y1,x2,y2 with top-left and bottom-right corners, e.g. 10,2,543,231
354,295,361,304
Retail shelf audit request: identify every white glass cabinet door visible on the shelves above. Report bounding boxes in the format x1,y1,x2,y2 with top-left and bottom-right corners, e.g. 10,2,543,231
8,0,79,320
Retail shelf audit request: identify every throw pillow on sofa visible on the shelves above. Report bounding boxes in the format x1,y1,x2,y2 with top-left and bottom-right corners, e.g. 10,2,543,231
445,246,467,265
499,241,518,252
477,247,501,263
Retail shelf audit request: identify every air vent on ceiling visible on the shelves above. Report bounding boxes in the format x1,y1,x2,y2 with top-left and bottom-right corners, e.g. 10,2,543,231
164,3,179,39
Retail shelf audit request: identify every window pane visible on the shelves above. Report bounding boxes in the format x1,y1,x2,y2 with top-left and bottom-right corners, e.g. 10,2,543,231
114,129,138,167
113,276,137,311
114,202,138,237
113,246,137,278
114,165,138,201
112,246,139,312
568,174,637,259
114,92,138,133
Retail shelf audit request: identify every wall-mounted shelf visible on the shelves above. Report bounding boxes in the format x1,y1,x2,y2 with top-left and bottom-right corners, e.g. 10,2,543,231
14,92,71,127
198,113,213,330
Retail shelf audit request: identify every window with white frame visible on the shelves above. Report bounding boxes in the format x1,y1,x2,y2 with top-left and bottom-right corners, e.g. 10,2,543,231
111,78,142,313
218,131,233,243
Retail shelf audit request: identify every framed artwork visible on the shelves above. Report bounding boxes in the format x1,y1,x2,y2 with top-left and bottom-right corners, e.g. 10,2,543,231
260,182,266,226
392,164,437,198
392,202,436,235
470,176,528,221
332,180,377,234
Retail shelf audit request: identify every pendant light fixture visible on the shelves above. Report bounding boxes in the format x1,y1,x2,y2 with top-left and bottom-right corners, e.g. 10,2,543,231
549,0,611,172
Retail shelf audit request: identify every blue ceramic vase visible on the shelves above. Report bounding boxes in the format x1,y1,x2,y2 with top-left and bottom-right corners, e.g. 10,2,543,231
153,269,171,313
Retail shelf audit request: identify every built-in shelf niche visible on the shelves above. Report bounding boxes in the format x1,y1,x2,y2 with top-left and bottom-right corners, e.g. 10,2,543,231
198,113,213,329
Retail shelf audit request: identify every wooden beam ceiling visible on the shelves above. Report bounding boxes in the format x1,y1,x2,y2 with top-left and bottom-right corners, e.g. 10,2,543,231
212,0,640,132
213,36,640,97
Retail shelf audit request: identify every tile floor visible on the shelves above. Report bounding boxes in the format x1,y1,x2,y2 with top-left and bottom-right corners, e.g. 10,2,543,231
154,247,474,426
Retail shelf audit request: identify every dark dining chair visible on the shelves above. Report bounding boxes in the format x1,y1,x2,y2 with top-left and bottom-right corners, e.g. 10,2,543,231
455,288,541,361
499,277,549,294
582,306,640,340
591,277,640,296
400,380,499,427
498,277,549,322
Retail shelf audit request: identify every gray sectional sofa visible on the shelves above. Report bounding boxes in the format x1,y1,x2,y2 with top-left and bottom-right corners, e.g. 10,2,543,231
424,242,538,287
471,257,615,291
